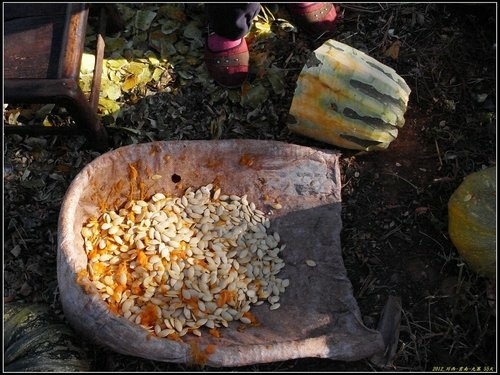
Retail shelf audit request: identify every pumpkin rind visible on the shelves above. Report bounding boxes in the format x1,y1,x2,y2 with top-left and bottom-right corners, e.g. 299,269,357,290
288,39,411,151
448,166,496,279
4,302,91,372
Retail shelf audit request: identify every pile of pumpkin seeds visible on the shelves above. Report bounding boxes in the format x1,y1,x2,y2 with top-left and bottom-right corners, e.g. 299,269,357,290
80,184,289,338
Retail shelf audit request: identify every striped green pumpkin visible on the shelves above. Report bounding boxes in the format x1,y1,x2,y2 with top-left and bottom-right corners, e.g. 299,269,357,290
4,302,90,372
288,39,411,151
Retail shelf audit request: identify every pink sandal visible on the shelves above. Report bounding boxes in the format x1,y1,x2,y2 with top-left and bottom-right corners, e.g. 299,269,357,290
204,37,249,88
288,3,337,37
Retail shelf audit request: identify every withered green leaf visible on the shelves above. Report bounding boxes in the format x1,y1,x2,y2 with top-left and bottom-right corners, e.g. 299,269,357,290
135,10,157,31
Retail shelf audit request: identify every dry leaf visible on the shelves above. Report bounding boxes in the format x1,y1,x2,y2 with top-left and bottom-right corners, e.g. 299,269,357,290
102,80,122,100
134,10,157,31
98,98,121,116
80,53,96,74
384,40,401,60
266,65,285,95
10,245,21,258
240,83,269,108
158,4,187,22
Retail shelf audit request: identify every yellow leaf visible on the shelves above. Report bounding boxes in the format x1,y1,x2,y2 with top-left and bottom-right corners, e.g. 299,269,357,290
145,51,161,66
102,80,122,100
152,67,164,82
106,58,128,71
81,53,96,74
249,20,273,42
42,116,53,127
122,74,139,92
255,21,272,33
98,97,121,116
126,62,147,75
79,75,93,93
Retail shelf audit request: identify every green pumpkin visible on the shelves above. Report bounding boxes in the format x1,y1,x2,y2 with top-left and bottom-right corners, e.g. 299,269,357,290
448,166,496,279
4,302,90,372
288,39,411,151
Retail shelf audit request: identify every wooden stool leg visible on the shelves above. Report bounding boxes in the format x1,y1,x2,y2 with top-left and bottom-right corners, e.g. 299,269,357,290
3,3,121,152
5,79,109,151
58,80,109,151
89,6,107,111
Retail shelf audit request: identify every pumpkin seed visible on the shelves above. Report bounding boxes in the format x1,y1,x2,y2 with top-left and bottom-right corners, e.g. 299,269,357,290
305,259,317,267
80,184,289,339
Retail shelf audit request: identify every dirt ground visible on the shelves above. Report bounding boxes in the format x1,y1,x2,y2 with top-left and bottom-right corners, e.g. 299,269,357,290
3,3,496,372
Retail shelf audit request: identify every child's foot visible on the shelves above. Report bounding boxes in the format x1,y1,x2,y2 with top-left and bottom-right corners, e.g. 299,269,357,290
288,3,337,37
204,33,249,88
